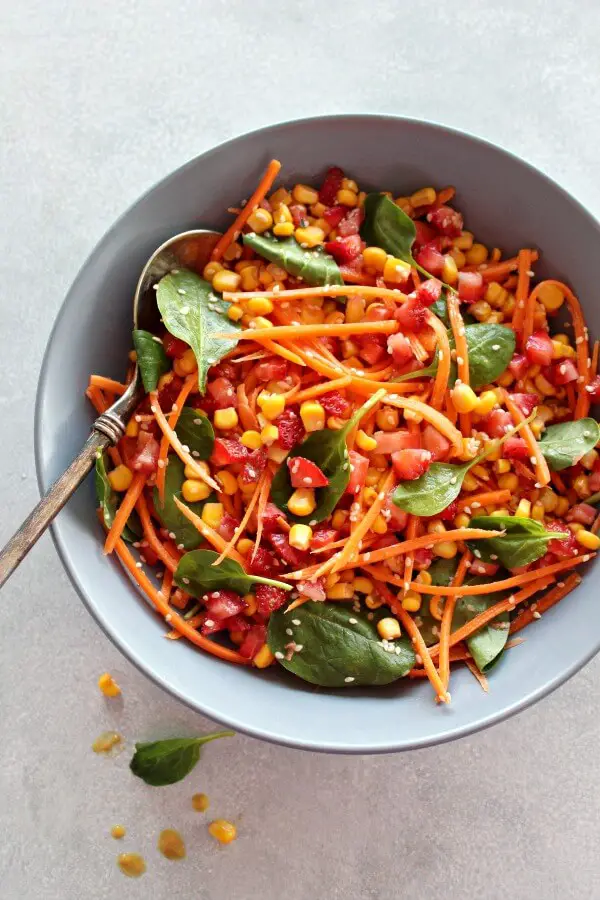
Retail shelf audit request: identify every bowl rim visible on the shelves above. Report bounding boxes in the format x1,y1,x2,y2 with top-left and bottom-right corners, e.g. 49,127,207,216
34,113,600,753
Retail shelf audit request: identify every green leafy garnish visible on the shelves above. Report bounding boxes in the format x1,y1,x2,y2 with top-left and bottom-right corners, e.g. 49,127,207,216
157,269,240,393
243,233,343,286
132,329,169,392
586,490,600,505
153,457,214,550
95,453,141,542
538,418,600,471
267,601,415,687
360,193,419,268
174,549,292,597
466,515,568,569
130,732,234,786
174,407,214,459
270,390,385,524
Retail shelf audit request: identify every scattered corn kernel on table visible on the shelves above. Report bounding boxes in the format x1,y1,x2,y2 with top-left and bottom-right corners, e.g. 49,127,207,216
2,1,600,898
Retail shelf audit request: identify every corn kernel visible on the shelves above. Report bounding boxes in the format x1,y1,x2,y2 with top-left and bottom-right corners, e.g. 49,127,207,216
365,466,383,485
363,246,387,272
383,256,412,284
538,282,565,312
462,472,480,491
336,188,358,207
498,473,519,491
300,400,325,432
108,465,133,492
203,261,224,281
98,673,121,697
453,231,474,251
208,820,237,845
341,178,359,193
554,496,569,517
289,524,313,551
371,515,388,535
250,316,273,330
490,508,510,517
576,529,600,551
201,502,224,529
212,269,241,293
569,522,584,534
345,295,366,324
494,458,512,475
450,247,466,269
182,479,212,503
223,241,242,262
227,304,244,321
415,570,433,586
410,187,436,207
574,474,591,499
290,183,317,205
581,450,599,470
287,488,316,517
269,187,292,208
465,243,489,266
235,540,253,558
539,488,558,513
376,407,399,431
295,225,325,248
534,374,555,397
273,221,294,237
125,418,139,438
485,282,507,308
496,370,514,388
214,407,238,430
451,383,478,414
531,501,545,521
331,509,348,530
240,430,262,450
454,513,471,528
246,297,273,317
395,197,413,215
442,254,459,285
192,792,210,812
353,577,373,594
551,339,576,360
471,464,490,481
356,430,378,452
247,207,273,234
427,519,446,535
216,470,238,495
402,591,422,612
515,498,531,518
177,348,198,376
470,300,492,322
257,391,286,421
377,617,402,640
327,582,355,600
253,645,275,668
433,541,458,559
267,443,288,464
553,333,570,345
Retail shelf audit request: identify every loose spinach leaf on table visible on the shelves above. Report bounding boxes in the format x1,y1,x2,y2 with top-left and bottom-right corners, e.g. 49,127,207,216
466,515,568,569
267,601,415,687
153,456,214,550
538,418,600,471
95,453,141,542
132,329,169,392
243,234,343,287
130,731,234,787
157,269,240,393
174,549,292,597
174,407,215,459
270,390,385,524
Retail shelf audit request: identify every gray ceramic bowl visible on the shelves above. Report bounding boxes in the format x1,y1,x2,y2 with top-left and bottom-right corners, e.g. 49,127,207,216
35,115,600,753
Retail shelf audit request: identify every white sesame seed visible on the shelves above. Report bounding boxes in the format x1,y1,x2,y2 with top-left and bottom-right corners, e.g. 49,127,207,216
349,618,358,624
344,676,355,683
292,619,301,626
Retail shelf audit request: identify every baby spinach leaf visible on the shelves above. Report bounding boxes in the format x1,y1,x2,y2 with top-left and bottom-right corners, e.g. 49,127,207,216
156,269,240,394
130,731,234,786
174,407,214,459
267,601,415,687
153,456,213,550
453,578,510,674
270,390,385,524
95,453,141,542
586,490,600,505
132,329,169,392
538,418,600,471
243,234,343,286
360,193,418,267
174,549,292,597
466,515,568,569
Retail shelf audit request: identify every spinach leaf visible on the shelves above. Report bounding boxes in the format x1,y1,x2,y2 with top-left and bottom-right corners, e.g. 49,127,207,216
270,390,384,524
538,418,600,471
156,269,240,393
130,731,234,786
174,407,214,459
467,515,568,569
95,453,141,542
360,194,418,267
132,329,169,392
586,490,600,505
243,234,343,286
174,549,292,596
267,601,415,687
153,456,213,550
453,577,511,673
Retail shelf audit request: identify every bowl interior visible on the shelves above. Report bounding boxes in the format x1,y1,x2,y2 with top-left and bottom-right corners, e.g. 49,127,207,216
36,115,600,752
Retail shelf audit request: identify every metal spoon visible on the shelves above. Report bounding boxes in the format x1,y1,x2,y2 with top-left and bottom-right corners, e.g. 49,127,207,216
0,228,220,587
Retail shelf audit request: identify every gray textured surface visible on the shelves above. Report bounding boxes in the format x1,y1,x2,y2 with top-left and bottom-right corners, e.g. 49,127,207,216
1,1,600,897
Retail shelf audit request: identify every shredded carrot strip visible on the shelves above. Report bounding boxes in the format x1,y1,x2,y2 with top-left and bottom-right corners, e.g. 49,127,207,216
465,659,489,692
511,249,532,339
438,550,471,692
424,313,451,410
172,496,246,564
213,475,264,567
509,573,581,635
293,375,352,404
383,394,463,454
408,645,471,676
446,292,471,436
252,470,272,561
104,473,147,554
211,159,282,262
257,337,306,367
457,489,511,512
461,251,538,282
151,391,220,491
89,374,127,395
161,568,173,604
330,471,395,573
136,493,181,573
224,284,435,305
503,390,550,486
436,186,456,205
217,321,398,342
155,375,197,503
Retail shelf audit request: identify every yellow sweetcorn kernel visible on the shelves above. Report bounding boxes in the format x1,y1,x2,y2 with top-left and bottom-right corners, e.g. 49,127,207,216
377,617,402,640
462,472,480,492
125,418,139,438
415,570,433,586
175,348,198,377
470,300,492,322
273,205,293,227
227,304,244,322
551,339,576,359
236,539,254,556
332,509,348,530
184,459,210,479
267,444,288,464
490,508,510,517
273,222,295,237
201,503,224,529
402,591,422,613
208,820,237,845
569,523,584,534
498,473,518,491
240,430,262,450
494,458,512,475
301,302,325,325
515,498,531,518
471,464,490,481
300,400,325,432
450,247,466,269
287,488,316,517
336,188,358,207
192,793,210,812
246,207,273,233
327,582,355,600
353,577,373,594
223,241,242,262
410,187,436,207
465,243,489,266
496,370,514,388
260,424,279,445
427,519,446,535
182,479,212,503
383,256,412,284
295,225,325,248
289,524,313,551
576,530,600,551
370,515,388,535
327,415,345,430
341,178,359,193
454,513,471,528
574,474,591,499
203,260,224,281
212,270,242,293
451,383,478,414
453,231,474,251
269,187,292,208
433,541,458,559
214,407,238,430
485,281,507,308
250,316,273,330
253,645,275,669
356,430,377,452
537,282,564,312
502,294,516,316
247,296,274,316
98,673,121,697
540,488,558,512
243,593,257,616
345,295,366,324
292,183,319,205
257,391,285,421
108,465,133,492
581,450,599,470
442,254,459,285
363,246,388,272
534,374,555,397
310,201,327,217
376,407,399,431
531,501,545,521
216,470,238,495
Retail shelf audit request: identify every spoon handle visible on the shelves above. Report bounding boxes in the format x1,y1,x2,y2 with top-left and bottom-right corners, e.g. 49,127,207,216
0,430,111,588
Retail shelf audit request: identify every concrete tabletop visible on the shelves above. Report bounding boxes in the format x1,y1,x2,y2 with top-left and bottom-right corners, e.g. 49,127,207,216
2,2,600,897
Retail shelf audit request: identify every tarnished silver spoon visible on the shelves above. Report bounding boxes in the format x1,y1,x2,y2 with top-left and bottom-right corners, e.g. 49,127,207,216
0,228,220,587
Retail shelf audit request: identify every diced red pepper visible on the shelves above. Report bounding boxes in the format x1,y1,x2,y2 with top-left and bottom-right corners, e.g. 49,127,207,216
508,353,529,380
392,448,432,480
416,278,442,307
209,361,237,381
163,334,188,358
254,356,288,382
255,584,288,618
508,393,538,417
525,331,553,367
394,296,428,333
546,521,579,559
297,579,326,602
274,408,305,449
502,436,529,460
373,429,420,455
319,391,351,417
287,456,329,489
247,547,282,578
458,271,484,303
439,499,459,523
210,437,250,466
268,532,309,568
415,242,445,277
325,234,364,264
481,408,513,438
566,503,596,525
337,208,363,236
289,204,308,227
129,431,160,474
387,331,415,365
207,377,238,409
427,205,464,237
470,560,500,577
217,513,240,542
158,375,184,412
358,333,387,365
413,547,433,570
550,358,578,386
241,448,268,484
319,166,344,205
413,220,438,247
346,450,369,495
261,503,286,534
323,205,346,228
310,527,339,550
384,492,409,531
589,469,600,492
238,624,267,660
365,303,393,321
422,424,451,461
205,589,246,621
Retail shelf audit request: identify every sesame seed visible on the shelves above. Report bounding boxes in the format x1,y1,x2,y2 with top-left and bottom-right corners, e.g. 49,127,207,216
292,619,301,626
530,456,537,465
285,628,293,636
157,459,165,469
135,562,143,569
177,543,184,550
344,676,355,683
177,288,186,295
349,618,358,624
533,611,542,619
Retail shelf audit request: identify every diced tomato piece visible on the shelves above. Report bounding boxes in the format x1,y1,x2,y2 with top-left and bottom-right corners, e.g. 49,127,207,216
438,499,459,522
163,334,188,358
205,589,246,621
241,448,268,484
546,521,579,559
274,408,305,449
481,408,512,438
387,331,415,365
566,503,597,525
384,492,409,532
254,356,288,382
129,431,160,474
470,560,500,577
297,578,326,602
392,448,432,480
374,429,420,455
550,358,578,386
323,205,346,228
247,547,282,578
414,221,438,247
209,361,237,381
217,513,240,542
158,375,184,412
422,424,451,462
226,614,251,635
416,278,442,307
207,377,238,409
289,204,308,227
415,242,445,277
458,271,484,303
319,391,350,417
427,205,464,237
255,584,288,618
358,334,387,365
508,353,529,380
585,375,600,401
325,234,364,264
502,436,529,460
525,331,553,367
413,547,433,570
287,456,329,489
395,296,428,333
346,450,369,495
319,166,344,205
268,532,309,568
589,469,600,492
261,503,285,534
310,527,339,550
509,393,538,417
238,624,267,660
337,208,363,237
210,437,250,466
